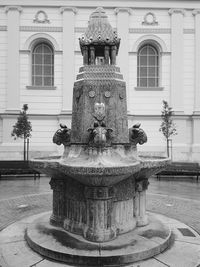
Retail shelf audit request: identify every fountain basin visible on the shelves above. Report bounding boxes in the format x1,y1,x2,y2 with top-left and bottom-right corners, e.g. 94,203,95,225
29,153,170,242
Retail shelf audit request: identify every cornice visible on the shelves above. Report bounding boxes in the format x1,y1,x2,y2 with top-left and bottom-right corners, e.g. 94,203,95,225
168,8,186,16
60,6,77,14
4,6,22,13
20,26,62,32
192,9,200,16
114,7,132,15
129,28,171,34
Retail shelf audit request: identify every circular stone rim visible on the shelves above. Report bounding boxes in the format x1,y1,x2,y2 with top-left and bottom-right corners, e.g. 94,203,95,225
25,212,173,266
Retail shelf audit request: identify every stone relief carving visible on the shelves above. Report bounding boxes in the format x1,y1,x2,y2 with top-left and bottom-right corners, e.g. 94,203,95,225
142,12,158,26
129,123,147,145
53,124,71,146
88,103,113,147
33,10,50,24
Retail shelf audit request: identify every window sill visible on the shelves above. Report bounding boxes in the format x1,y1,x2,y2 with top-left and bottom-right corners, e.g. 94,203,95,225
135,86,164,91
26,86,56,90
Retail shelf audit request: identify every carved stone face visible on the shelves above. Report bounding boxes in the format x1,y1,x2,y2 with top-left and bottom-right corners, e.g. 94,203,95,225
94,102,105,121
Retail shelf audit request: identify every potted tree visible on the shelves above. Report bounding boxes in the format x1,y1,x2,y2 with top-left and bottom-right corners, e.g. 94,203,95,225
159,100,177,158
11,104,32,161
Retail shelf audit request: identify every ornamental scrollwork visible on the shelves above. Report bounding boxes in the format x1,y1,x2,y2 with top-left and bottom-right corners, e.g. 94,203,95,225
33,10,50,24
87,103,113,147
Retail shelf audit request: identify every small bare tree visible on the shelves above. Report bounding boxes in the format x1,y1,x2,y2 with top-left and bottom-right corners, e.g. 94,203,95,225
11,104,32,161
159,100,177,157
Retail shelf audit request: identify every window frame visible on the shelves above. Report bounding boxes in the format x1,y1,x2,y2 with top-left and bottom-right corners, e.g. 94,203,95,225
135,41,163,91
30,41,55,88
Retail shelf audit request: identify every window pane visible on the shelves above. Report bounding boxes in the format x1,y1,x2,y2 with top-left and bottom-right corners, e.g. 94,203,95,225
140,67,147,76
35,76,42,86
140,78,147,87
149,56,156,66
44,77,52,86
148,46,156,55
148,67,156,76
44,54,52,64
148,78,156,87
140,46,148,55
140,56,147,65
44,66,52,75
35,65,42,75
34,54,42,64
34,45,42,53
43,45,52,53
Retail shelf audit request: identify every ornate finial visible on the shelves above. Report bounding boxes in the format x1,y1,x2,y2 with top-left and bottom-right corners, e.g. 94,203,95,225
79,7,120,60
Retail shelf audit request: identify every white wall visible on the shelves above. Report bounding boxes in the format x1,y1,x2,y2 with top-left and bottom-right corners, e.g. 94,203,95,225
0,2,200,160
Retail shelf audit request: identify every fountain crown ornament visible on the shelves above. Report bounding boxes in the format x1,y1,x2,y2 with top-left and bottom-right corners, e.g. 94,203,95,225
79,7,120,65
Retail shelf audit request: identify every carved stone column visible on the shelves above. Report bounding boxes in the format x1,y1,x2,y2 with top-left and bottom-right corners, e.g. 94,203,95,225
83,46,89,65
49,179,65,226
84,186,115,242
5,6,22,112
90,46,95,64
60,7,77,114
168,9,185,114
104,46,110,64
111,45,117,65
135,179,149,227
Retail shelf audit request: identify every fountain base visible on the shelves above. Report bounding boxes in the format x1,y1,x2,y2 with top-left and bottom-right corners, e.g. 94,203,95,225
25,212,173,266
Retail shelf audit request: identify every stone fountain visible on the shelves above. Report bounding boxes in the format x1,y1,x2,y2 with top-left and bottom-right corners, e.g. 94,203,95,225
27,7,171,266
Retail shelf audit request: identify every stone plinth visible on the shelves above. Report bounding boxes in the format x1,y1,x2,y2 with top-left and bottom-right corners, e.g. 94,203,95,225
25,212,172,266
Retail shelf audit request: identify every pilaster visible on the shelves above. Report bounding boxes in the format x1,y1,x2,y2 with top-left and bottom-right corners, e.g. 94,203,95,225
192,9,200,115
168,9,185,114
5,6,22,112
114,8,132,112
135,179,149,227
60,7,77,114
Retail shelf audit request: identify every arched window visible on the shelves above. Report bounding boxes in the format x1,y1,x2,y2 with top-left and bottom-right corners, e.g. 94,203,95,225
32,42,54,86
137,44,159,87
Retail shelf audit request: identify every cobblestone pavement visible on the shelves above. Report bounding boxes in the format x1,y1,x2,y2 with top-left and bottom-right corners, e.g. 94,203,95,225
0,176,200,234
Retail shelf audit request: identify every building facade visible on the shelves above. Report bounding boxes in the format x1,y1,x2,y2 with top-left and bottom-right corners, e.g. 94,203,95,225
0,0,200,161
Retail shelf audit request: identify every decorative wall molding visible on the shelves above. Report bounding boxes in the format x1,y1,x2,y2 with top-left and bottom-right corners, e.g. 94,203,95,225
168,9,186,16
114,7,132,15
23,33,60,51
0,26,7,31
129,28,171,34
4,6,22,13
75,27,86,33
33,10,50,24
132,34,168,53
60,6,77,14
20,26,62,32
192,9,200,16
142,12,158,26
184,29,195,34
